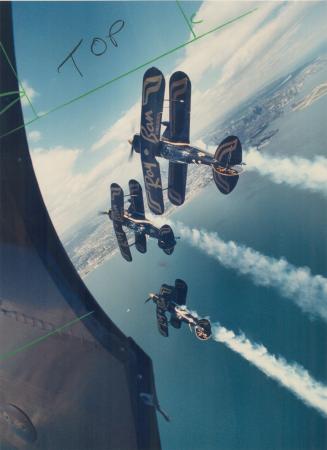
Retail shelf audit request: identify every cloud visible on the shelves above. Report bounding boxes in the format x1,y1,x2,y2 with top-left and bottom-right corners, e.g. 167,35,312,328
169,222,327,322
21,80,38,107
245,147,327,197
213,323,327,418
92,103,140,151
30,145,142,234
180,2,326,137
28,130,41,143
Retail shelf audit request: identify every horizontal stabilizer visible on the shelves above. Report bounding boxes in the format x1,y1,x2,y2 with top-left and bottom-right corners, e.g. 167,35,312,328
213,136,242,195
215,135,242,166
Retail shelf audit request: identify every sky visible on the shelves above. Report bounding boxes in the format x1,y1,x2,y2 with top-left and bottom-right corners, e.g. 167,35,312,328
10,1,327,236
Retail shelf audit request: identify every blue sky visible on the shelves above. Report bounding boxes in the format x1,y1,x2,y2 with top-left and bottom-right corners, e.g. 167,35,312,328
13,1,200,150
9,1,327,235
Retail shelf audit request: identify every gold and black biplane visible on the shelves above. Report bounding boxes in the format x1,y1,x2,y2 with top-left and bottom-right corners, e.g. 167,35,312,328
146,279,212,341
129,67,244,215
101,179,177,261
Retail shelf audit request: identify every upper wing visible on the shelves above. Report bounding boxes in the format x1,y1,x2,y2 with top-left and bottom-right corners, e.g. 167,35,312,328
167,72,191,205
110,183,124,222
158,224,176,255
110,183,132,261
213,136,242,195
140,67,165,215
168,71,191,143
128,179,145,219
140,67,165,154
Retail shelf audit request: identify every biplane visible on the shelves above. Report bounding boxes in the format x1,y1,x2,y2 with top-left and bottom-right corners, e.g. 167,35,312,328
146,279,212,341
129,67,244,214
101,179,177,261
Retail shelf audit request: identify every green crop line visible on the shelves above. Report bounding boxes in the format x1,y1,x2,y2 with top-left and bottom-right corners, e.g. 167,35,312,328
0,95,21,115
0,7,258,140
0,90,24,97
0,41,38,118
0,310,94,363
176,0,196,39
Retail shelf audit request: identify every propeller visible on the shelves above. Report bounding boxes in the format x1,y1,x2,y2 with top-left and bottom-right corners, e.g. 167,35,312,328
128,118,138,161
145,293,156,304
128,138,134,161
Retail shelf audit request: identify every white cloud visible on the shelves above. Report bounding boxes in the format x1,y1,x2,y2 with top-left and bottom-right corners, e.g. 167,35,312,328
92,102,140,151
183,2,326,137
21,80,38,107
28,130,41,143
30,145,141,234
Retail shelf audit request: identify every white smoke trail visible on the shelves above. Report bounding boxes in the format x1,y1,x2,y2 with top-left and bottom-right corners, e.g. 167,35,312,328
212,323,327,417
173,222,327,322
245,147,327,196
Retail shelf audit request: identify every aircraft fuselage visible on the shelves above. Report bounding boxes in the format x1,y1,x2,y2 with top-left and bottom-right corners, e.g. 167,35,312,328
122,212,160,239
159,140,215,166
132,133,243,176
151,294,196,327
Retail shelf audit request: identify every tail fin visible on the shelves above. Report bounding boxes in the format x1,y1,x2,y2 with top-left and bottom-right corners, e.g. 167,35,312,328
158,225,176,255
